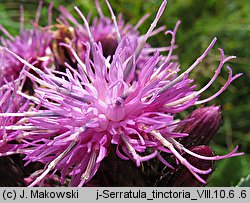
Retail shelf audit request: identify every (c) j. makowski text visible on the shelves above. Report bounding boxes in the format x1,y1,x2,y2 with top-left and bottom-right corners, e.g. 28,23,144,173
19,190,79,199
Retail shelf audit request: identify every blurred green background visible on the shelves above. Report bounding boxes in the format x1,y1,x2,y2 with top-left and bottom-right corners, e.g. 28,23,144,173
0,0,249,186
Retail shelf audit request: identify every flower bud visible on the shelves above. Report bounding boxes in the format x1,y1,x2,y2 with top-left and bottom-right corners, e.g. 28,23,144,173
157,146,214,186
177,106,221,147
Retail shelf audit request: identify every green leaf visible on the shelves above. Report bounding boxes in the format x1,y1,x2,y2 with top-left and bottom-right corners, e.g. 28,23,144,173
207,145,250,186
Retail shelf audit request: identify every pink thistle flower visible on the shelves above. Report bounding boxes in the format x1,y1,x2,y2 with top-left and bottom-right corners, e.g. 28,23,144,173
0,0,243,187
52,0,174,72
0,2,52,86
0,79,29,153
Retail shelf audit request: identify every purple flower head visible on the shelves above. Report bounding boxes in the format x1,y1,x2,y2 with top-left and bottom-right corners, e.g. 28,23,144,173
0,79,29,151
0,0,243,187
52,0,174,73
58,1,122,59
0,2,52,86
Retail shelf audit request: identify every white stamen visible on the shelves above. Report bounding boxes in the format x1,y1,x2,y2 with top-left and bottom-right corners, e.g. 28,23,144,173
28,131,82,187
136,0,167,59
121,133,141,166
74,6,95,46
17,90,40,103
81,151,97,180
105,0,121,43
164,92,198,107
60,43,91,81
0,111,57,117
0,125,40,131
0,149,26,157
